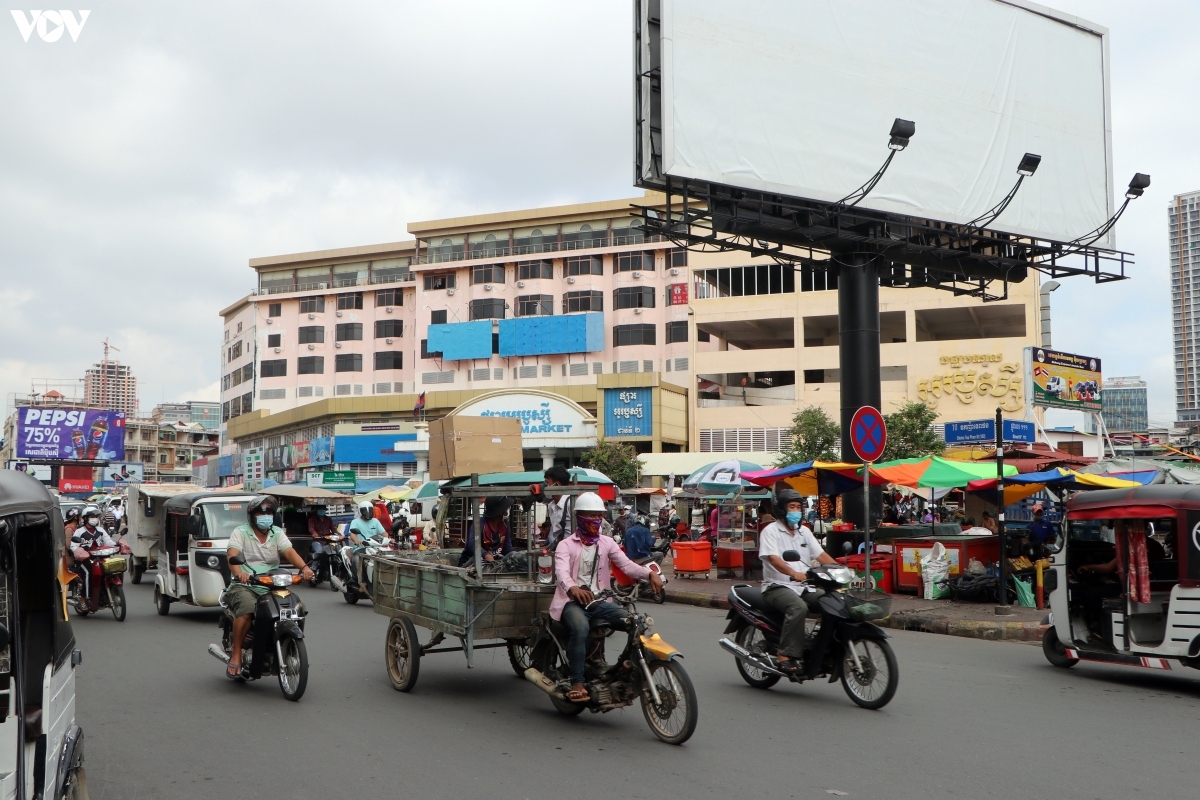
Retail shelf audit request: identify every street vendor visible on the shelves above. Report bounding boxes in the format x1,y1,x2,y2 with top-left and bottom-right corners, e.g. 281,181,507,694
543,465,572,549
550,491,664,703
458,496,514,566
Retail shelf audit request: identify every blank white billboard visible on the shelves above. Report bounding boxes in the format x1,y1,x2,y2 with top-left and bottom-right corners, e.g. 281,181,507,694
657,0,1114,246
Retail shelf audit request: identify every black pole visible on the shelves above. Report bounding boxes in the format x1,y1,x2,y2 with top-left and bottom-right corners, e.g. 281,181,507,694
995,406,1011,614
838,251,882,533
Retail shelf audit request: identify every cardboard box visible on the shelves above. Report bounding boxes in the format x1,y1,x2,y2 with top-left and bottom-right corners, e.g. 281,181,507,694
428,416,525,480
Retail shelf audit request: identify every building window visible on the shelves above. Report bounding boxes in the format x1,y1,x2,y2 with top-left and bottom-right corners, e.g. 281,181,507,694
260,359,287,377
298,326,324,344
670,248,688,268
693,264,797,299
335,322,363,341
613,323,656,347
421,339,442,359
375,319,403,338
469,298,506,321
423,273,456,291
616,251,654,272
337,292,363,310
516,294,554,317
298,356,324,374
228,341,243,361
665,321,688,344
375,351,403,370
299,296,325,313
266,333,281,348
335,353,363,372
517,260,553,280
697,329,711,342
563,290,603,314
268,303,281,317
430,309,447,325
241,392,252,414
376,288,402,306
471,264,505,285
565,255,603,276
614,286,655,309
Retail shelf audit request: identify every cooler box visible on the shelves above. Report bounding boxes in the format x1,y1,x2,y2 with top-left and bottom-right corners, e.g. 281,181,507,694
671,541,712,572
836,554,894,594
716,545,744,569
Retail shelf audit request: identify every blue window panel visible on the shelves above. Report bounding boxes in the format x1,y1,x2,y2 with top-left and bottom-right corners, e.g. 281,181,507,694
427,320,492,360
498,313,605,356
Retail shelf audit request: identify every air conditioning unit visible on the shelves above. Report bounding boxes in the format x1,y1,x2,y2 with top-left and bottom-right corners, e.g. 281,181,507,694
307,344,315,350
385,306,394,313
632,271,642,279
517,280,526,288
670,268,680,276
265,318,273,324
634,308,644,314
336,311,343,317
484,284,493,291
447,288,456,295
335,342,343,348
567,276,577,284
273,347,281,353
308,313,316,319
386,337,394,344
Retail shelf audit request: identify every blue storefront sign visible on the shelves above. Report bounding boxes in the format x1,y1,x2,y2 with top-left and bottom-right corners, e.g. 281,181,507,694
604,388,652,437
332,434,417,464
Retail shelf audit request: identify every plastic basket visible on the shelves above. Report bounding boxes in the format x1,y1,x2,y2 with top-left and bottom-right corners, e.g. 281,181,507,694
844,591,892,621
100,557,127,576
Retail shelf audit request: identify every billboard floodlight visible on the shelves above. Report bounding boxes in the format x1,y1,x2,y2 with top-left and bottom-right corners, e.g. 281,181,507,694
1016,152,1042,177
1126,173,1151,198
1066,173,1151,248
888,118,916,150
968,152,1042,228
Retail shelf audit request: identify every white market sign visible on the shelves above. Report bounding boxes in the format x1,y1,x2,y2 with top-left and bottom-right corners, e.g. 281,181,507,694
453,391,598,449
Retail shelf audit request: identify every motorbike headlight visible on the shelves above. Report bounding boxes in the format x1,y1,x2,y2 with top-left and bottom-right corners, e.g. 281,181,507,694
827,566,856,584
206,556,220,569
271,574,292,587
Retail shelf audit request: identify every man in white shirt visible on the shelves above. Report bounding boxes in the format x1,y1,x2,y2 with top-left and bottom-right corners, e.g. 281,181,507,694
758,486,837,674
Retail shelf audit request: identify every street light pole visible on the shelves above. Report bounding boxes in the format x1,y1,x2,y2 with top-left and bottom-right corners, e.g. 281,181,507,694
995,406,1011,615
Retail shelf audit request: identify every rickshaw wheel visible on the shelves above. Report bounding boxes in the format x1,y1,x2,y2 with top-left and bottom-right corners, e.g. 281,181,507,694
131,562,144,584
153,586,170,616
385,616,421,692
1042,628,1078,668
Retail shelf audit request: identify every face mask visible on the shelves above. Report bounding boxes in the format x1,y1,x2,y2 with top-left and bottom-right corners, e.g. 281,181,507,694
255,515,274,531
786,511,803,527
86,517,100,528
316,510,326,517
577,515,603,545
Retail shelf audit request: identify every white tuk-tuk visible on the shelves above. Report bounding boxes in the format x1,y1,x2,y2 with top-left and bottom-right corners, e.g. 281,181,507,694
0,471,87,799
122,484,206,584
152,492,258,616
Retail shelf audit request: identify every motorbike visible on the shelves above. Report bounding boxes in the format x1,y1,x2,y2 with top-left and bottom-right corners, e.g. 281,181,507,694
524,587,699,745
331,537,393,604
307,532,342,587
719,550,899,710
68,542,130,621
613,556,667,604
208,554,309,701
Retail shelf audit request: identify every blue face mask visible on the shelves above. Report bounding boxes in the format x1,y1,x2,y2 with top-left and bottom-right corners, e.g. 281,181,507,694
316,509,327,517
785,511,804,527
255,515,274,531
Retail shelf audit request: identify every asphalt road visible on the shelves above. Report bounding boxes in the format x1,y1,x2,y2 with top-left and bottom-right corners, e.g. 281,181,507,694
74,581,1197,800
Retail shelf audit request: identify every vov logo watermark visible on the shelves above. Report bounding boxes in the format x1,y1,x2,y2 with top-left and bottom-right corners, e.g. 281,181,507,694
11,10,90,42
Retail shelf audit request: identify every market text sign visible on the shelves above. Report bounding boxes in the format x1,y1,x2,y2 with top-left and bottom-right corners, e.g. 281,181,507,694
1027,348,1102,412
17,408,125,461
605,388,652,437
479,403,575,434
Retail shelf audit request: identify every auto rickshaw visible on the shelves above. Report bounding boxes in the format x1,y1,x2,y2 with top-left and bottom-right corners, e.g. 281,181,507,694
123,484,206,584
1042,485,1200,675
0,470,87,799
152,492,258,616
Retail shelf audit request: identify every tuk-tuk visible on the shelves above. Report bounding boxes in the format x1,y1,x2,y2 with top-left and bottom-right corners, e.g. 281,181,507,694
0,471,87,799
123,484,206,584
1043,485,1200,674
152,492,258,616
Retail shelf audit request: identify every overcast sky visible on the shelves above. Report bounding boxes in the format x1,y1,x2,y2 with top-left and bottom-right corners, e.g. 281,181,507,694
1,1,1194,428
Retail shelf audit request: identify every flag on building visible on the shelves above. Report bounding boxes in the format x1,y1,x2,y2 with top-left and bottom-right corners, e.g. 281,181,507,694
414,392,426,412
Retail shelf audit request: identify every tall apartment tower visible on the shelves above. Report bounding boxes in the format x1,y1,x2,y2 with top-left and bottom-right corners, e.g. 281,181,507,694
1172,190,1200,423
83,360,138,414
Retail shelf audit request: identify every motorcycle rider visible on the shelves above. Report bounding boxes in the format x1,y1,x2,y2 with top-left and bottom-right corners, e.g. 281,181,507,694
623,515,655,562
226,496,313,680
306,505,336,583
458,496,513,567
349,500,387,574
71,505,119,610
550,491,664,703
757,485,837,676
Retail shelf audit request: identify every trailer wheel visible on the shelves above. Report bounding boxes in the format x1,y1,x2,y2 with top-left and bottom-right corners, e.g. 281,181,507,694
385,616,421,692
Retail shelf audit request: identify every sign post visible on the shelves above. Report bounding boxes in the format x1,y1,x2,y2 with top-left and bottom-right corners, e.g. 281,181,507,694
995,406,1011,615
850,406,887,580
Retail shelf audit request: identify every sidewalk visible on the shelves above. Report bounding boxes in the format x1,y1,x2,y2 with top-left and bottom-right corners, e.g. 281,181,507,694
663,571,1049,642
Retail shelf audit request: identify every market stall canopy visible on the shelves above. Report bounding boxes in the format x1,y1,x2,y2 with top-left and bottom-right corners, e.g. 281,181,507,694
356,485,412,503
681,459,765,495
870,456,1019,489
639,451,760,478
966,468,1143,505
441,468,617,501
410,480,445,500
261,483,349,502
742,461,883,496
1077,458,1200,486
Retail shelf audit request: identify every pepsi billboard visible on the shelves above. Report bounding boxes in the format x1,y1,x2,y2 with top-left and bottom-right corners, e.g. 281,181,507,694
15,408,126,461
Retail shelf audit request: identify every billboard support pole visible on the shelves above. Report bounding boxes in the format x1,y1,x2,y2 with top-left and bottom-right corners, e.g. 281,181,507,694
838,251,882,532
995,406,1012,615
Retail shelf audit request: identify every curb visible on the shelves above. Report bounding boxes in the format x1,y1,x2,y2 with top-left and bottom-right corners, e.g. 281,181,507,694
664,591,1048,641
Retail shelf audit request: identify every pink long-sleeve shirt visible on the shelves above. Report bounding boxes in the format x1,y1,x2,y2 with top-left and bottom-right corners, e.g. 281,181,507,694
550,532,652,620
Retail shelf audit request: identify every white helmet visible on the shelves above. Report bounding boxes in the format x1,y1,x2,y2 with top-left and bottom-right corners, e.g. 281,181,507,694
357,500,373,515
574,492,605,513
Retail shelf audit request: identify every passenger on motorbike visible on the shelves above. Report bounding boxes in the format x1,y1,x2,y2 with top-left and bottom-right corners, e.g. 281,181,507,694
226,496,313,680
458,496,514,567
757,486,837,675
550,492,664,703
623,515,655,561
70,505,119,609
